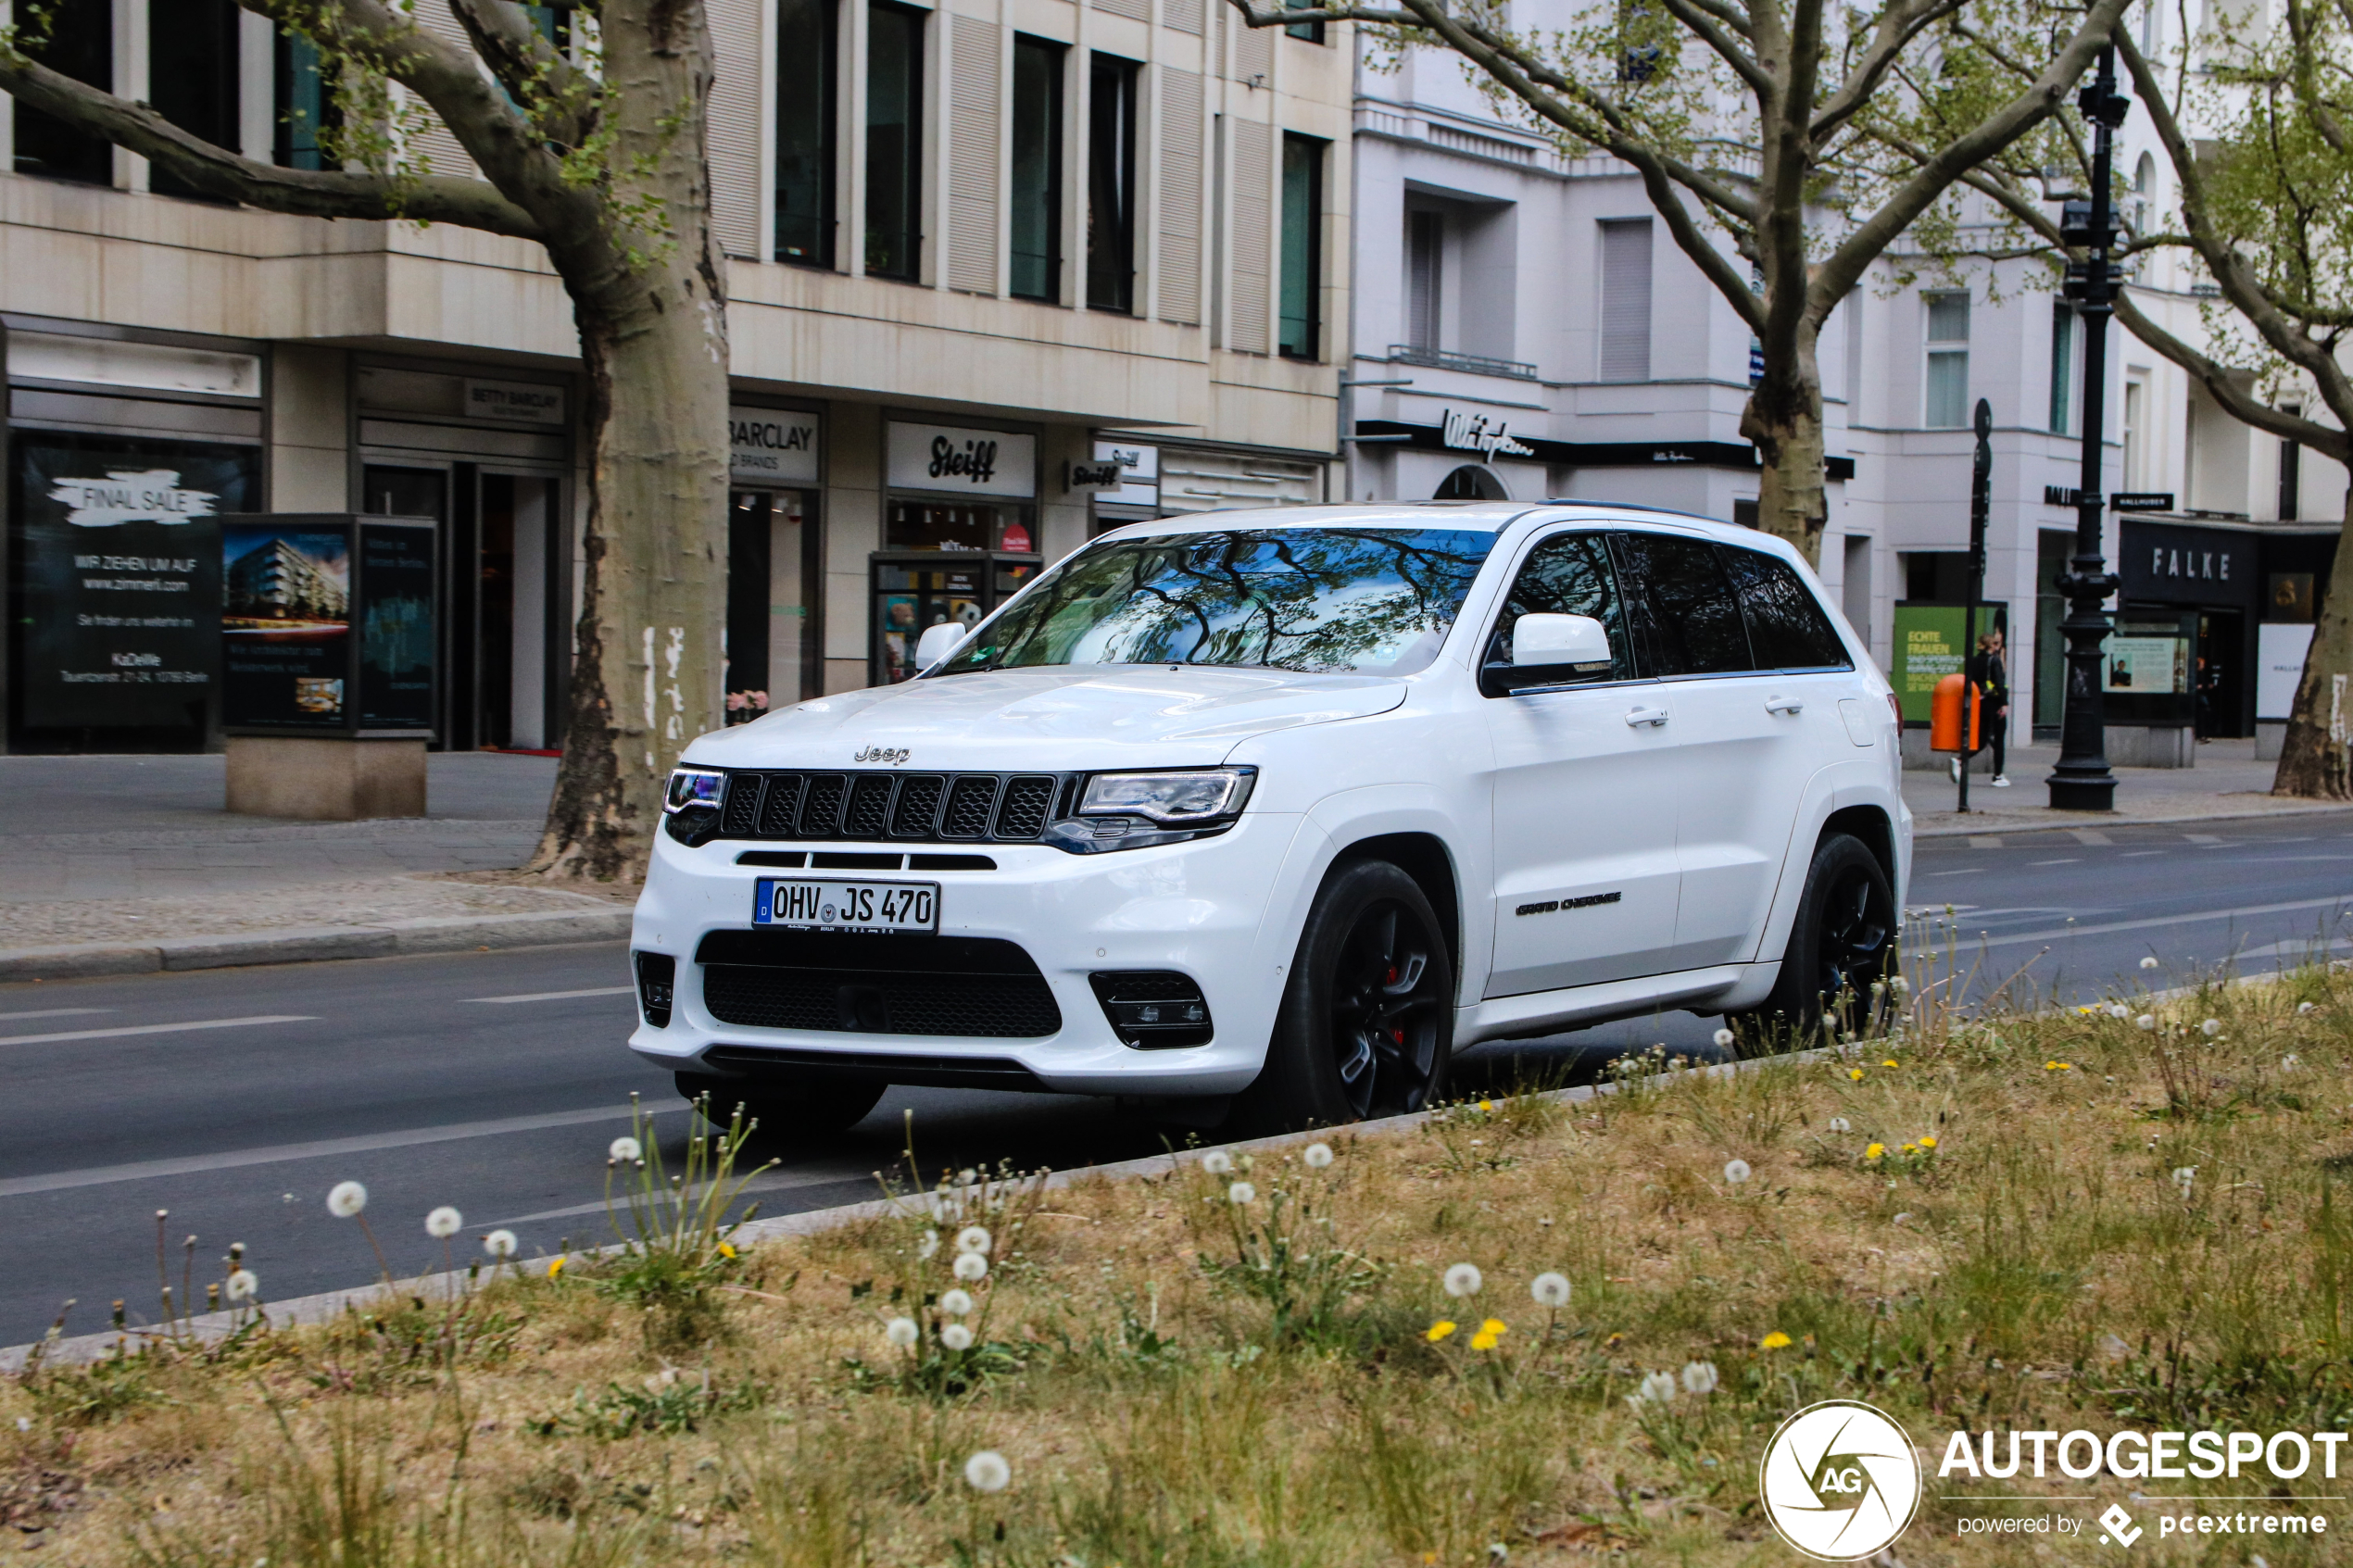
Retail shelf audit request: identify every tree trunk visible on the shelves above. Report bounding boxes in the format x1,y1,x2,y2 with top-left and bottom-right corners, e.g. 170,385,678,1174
2272,482,2353,799
527,0,730,882
1740,335,1829,566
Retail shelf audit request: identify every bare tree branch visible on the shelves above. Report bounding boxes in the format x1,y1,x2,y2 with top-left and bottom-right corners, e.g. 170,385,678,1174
0,46,544,237
1654,0,1776,97
2115,289,2348,456
1811,0,1970,144
447,0,598,148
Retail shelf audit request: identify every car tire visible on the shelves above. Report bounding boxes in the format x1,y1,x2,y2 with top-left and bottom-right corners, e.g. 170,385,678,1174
1230,858,1454,1133
674,1071,886,1139
1729,832,1896,1053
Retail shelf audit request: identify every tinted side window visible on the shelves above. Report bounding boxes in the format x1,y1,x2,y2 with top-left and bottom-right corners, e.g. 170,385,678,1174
1720,547,1851,670
1485,533,1635,684
1611,533,1753,675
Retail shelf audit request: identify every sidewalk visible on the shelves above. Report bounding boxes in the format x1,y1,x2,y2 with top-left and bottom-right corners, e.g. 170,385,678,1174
0,752,632,982
1902,736,2349,837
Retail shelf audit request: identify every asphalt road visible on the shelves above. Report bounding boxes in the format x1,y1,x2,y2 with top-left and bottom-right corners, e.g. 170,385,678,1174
6,809,2350,1348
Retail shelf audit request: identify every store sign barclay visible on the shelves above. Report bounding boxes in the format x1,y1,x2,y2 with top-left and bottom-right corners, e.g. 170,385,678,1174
886,420,1038,499
729,407,822,484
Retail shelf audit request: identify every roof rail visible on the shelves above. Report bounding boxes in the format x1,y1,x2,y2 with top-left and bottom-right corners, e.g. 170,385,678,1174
1537,498,1730,524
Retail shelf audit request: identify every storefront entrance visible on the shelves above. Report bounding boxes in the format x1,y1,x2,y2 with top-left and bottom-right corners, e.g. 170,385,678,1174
362,463,564,750
2196,608,2244,738
725,488,822,716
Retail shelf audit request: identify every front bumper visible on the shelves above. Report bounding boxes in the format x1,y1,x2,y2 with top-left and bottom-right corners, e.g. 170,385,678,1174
626,809,1311,1097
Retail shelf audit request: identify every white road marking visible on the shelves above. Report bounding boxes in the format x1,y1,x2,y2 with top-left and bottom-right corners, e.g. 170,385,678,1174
0,1014,314,1048
1967,836,2005,849
2186,834,2226,845
2068,829,2114,846
2029,859,2081,867
0,1008,111,1022
466,985,636,1005
1973,894,2353,951
2121,849,2168,857
0,1105,684,1200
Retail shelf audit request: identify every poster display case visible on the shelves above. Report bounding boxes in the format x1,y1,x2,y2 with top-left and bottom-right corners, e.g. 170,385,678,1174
218,513,438,736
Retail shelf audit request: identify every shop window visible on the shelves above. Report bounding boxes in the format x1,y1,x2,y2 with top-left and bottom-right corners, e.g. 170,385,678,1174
1598,219,1652,382
865,2,925,281
726,491,823,710
2034,531,2071,731
1010,36,1063,302
775,0,837,266
1087,54,1139,313
887,500,1034,554
1924,292,1970,428
13,3,113,185
2047,301,2077,434
148,0,241,199
1278,134,1324,360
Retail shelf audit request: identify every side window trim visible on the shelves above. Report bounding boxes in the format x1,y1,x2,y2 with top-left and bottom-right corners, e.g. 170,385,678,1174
1477,526,1654,698
1718,542,1856,673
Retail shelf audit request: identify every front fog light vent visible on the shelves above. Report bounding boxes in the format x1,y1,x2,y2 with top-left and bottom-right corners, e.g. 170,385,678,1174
1089,971,1213,1048
635,951,677,1028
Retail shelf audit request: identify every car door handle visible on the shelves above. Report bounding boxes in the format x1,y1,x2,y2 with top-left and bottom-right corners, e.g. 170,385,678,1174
1624,705,1670,728
1764,694,1805,715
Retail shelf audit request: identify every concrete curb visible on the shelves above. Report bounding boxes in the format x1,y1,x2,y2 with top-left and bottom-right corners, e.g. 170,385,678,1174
1,1047,1808,1373
0,907,633,984
1910,796,2353,839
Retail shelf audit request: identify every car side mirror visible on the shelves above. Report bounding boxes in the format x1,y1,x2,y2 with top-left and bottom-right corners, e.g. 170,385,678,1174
1480,612,1616,697
1511,613,1612,667
914,621,967,671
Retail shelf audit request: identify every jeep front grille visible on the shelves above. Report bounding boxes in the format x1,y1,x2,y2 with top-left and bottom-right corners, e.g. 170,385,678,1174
713,770,1068,845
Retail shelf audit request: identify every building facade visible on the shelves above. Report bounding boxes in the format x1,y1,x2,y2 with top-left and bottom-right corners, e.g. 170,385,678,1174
1,0,1351,754
1344,5,2347,759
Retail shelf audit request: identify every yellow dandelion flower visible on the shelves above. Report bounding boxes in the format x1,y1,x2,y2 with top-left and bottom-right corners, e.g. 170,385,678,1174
1848,1067,1865,1082
1918,1135,1938,1150
1760,1331,1793,1350
1478,1099,1495,1112
2056,1062,2072,1071
1864,1143,1886,1161
547,1257,565,1279
1471,1328,1501,1351
1881,1059,1899,1069
718,1242,737,1260
1427,1320,1457,1343
1479,1317,1508,1337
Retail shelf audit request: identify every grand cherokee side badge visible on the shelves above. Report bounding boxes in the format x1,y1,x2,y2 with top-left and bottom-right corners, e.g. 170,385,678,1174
852,746,911,765
1516,891,1622,916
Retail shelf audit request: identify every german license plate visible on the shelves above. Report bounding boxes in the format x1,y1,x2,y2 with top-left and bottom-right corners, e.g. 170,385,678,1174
754,879,938,934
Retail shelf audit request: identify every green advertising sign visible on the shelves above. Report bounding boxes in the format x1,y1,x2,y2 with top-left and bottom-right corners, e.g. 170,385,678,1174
1892,602,2007,724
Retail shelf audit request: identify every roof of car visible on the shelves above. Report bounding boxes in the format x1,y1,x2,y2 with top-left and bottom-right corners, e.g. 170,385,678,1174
1096,500,1763,544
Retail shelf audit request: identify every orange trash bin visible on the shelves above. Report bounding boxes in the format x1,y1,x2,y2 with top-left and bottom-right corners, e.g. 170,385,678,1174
1929,672,1980,753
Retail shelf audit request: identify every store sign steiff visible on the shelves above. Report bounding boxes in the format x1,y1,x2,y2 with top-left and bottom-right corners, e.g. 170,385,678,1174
887,420,1038,498
1441,408,1536,461
729,407,822,485
1073,439,1160,506
461,379,567,424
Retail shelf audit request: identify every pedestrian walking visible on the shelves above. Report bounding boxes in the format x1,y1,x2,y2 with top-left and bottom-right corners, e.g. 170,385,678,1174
1950,629,2010,787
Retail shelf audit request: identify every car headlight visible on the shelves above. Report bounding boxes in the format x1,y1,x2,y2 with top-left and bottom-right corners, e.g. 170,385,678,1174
664,767,727,814
1077,769,1254,823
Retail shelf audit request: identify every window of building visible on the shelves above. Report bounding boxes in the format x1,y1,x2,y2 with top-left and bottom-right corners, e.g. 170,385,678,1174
1405,209,1443,352
148,0,241,198
1011,36,1063,302
1598,219,1653,382
273,26,339,170
1278,134,1324,360
774,0,837,267
1286,18,1327,42
2280,404,2303,521
2122,377,2145,487
13,3,112,184
2132,152,2154,241
865,2,925,281
1923,291,1970,428
2048,301,2076,434
1087,54,1139,313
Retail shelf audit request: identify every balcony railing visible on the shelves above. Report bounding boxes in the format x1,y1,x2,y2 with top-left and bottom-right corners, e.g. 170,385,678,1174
1388,345,1539,381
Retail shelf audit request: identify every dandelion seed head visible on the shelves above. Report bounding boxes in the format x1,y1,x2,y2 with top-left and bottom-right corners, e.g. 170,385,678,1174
1828,1116,1851,1134
424,1206,462,1239
940,1288,975,1316
2140,956,2160,971
2108,1003,2129,1019
1443,1262,1483,1298
225,1269,258,1302
2284,1054,2300,1070
1638,1370,1679,1403
326,1181,368,1218
1722,1159,1752,1185
917,1229,940,1260
1227,1181,1257,1205
958,1168,978,1187
1712,1027,1735,1047
1201,1150,1234,1176
2201,1018,2222,1037
483,1229,518,1259
2136,1014,2156,1031
2298,1001,2317,1015
1302,1142,1334,1170
1530,1272,1572,1308
963,1451,1012,1493
956,1225,993,1256
608,1135,642,1164
940,1323,975,1351
885,1317,919,1348
1680,1361,1719,1394
953,1251,989,1282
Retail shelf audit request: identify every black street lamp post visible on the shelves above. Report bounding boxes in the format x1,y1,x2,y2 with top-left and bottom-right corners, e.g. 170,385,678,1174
2047,45,2132,811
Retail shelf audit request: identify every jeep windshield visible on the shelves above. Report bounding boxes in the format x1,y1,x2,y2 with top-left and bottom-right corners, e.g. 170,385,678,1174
930,527,1498,677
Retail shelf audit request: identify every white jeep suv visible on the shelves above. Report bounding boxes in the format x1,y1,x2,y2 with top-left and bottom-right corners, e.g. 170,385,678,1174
629,502,1908,1133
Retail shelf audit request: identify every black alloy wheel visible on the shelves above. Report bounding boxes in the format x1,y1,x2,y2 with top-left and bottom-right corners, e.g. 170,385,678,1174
1730,832,1895,1052
1329,900,1448,1119
1233,858,1455,1132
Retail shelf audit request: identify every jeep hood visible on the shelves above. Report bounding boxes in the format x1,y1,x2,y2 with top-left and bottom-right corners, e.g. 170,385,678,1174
683,667,1407,772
